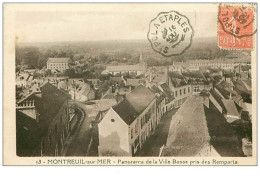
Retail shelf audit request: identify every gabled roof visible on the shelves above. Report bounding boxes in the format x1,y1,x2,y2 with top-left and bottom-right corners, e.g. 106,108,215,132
168,71,187,87
126,78,146,87
110,77,125,83
233,80,251,97
221,99,240,117
182,70,207,81
47,58,70,63
150,85,162,94
78,83,92,96
16,82,70,156
217,80,234,89
209,89,227,113
242,79,252,89
160,83,174,101
241,65,251,72
168,71,183,79
163,96,210,156
223,71,235,78
150,85,166,104
204,101,245,156
113,86,156,125
215,80,236,99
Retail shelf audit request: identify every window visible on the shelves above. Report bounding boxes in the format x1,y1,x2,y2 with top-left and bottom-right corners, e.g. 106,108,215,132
141,133,146,144
175,91,178,97
188,87,190,93
131,128,134,139
111,119,115,122
134,137,139,148
135,122,138,134
180,89,182,96
184,88,186,94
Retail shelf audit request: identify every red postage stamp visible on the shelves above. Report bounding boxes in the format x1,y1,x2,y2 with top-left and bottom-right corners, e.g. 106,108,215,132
218,4,256,50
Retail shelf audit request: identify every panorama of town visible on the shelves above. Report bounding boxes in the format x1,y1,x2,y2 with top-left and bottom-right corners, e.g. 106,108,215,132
16,40,252,157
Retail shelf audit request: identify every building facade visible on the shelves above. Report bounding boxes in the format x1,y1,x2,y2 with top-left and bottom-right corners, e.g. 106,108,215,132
170,60,237,71
16,82,74,156
98,86,157,156
105,53,147,76
46,58,70,72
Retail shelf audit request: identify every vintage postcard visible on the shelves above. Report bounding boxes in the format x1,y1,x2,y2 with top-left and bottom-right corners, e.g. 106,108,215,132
3,3,257,165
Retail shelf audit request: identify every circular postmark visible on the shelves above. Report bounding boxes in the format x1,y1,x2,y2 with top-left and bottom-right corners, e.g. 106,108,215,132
218,5,257,38
147,11,194,57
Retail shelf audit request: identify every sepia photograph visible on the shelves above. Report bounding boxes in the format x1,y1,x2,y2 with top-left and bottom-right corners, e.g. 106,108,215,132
3,2,257,165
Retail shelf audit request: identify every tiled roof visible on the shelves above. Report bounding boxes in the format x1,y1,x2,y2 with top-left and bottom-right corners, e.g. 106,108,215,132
150,85,166,104
209,89,227,113
222,99,240,117
110,77,125,83
168,71,187,87
126,78,146,87
163,96,210,156
163,96,244,157
150,85,162,94
217,80,234,89
233,80,251,96
182,70,207,81
47,58,70,63
113,86,156,125
223,72,235,78
242,79,252,89
17,82,69,155
204,101,245,156
241,65,251,72
160,83,174,101
168,71,183,79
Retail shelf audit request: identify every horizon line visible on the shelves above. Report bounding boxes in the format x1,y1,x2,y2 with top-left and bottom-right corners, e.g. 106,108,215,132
16,36,217,45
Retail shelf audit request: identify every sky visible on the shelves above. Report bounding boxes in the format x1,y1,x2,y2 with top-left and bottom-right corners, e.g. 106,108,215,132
15,3,218,43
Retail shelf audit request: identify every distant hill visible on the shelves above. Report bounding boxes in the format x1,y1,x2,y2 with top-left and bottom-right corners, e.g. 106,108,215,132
16,37,250,68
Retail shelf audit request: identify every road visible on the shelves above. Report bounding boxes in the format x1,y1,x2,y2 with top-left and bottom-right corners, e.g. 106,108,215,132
65,101,93,156
135,108,179,157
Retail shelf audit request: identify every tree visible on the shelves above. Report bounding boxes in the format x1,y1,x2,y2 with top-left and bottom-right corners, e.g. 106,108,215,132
24,47,41,68
46,69,52,76
64,68,76,78
99,53,110,63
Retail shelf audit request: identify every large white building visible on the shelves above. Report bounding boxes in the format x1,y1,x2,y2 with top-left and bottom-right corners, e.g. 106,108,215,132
98,86,157,156
105,53,147,76
170,60,238,72
46,58,70,72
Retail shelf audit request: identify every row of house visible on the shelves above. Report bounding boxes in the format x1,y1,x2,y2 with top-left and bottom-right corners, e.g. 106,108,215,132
16,82,78,156
162,95,245,157
162,74,252,157
98,85,168,156
169,58,250,73
103,53,147,77
96,65,198,156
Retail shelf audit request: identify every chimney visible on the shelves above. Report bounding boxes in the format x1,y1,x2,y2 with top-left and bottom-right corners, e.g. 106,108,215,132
166,66,169,85
149,72,153,82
